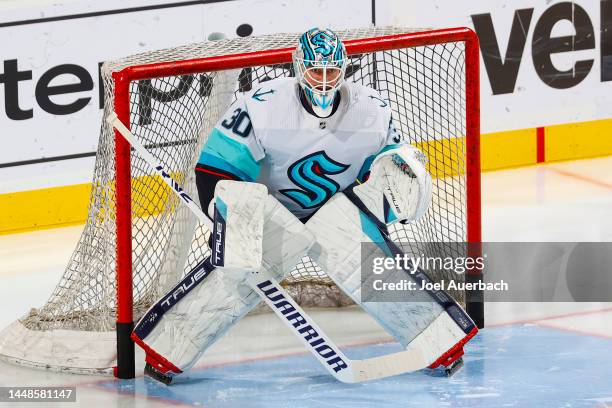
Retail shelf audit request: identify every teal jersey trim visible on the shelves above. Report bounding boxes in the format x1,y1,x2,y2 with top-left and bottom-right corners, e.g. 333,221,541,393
198,128,261,182
198,153,253,181
377,143,404,155
357,154,376,182
356,143,405,183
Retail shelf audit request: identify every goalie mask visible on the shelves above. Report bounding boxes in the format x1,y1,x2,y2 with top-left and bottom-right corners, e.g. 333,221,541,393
294,28,347,117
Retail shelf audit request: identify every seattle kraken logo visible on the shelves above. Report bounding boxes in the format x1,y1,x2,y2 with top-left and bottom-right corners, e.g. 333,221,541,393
310,31,335,57
280,151,349,209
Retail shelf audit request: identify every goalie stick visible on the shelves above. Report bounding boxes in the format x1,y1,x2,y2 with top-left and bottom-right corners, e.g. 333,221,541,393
109,113,475,382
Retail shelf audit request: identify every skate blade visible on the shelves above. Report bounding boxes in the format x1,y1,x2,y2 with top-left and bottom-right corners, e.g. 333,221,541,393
424,357,464,377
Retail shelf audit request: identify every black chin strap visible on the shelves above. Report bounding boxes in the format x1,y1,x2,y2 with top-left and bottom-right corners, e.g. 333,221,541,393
298,86,341,118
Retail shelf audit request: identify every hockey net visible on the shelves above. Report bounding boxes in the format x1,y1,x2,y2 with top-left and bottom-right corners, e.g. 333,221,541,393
0,26,480,375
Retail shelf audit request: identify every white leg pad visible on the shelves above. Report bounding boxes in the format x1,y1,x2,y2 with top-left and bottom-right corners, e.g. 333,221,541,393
137,195,314,372
307,193,469,349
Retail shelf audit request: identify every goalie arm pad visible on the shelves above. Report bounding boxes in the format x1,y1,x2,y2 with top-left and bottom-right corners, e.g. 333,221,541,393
351,144,432,225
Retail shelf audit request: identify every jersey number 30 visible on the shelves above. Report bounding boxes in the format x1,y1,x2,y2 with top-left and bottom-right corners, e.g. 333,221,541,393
221,108,252,138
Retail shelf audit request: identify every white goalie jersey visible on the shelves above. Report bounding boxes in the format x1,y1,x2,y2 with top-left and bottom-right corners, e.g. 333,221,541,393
197,77,408,219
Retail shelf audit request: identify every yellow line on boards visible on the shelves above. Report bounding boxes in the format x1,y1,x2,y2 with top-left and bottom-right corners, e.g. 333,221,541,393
0,184,92,235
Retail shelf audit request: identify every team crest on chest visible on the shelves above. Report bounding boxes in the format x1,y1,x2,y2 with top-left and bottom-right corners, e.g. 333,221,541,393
279,151,349,209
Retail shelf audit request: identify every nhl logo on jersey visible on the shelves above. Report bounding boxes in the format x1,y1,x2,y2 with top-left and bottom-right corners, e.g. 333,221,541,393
319,121,326,129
